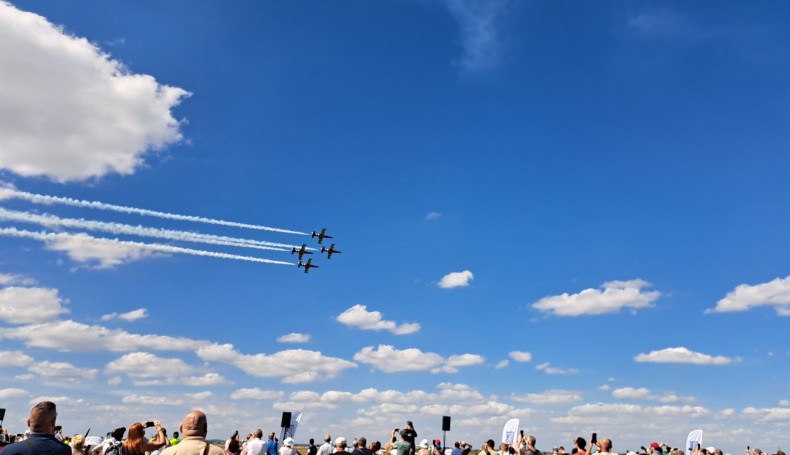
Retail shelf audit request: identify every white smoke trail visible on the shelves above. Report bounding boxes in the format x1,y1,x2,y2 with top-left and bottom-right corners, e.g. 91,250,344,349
0,207,299,252
0,227,295,266
0,187,307,235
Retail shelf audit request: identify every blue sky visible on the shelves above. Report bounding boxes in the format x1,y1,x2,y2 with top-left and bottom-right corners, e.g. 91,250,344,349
1,0,790,453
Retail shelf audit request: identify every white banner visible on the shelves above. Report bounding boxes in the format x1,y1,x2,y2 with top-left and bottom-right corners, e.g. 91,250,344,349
502,419,520,446
686,429,703,454
280,411,303,442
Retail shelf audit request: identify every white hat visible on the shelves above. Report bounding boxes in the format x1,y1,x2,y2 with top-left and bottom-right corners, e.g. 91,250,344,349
285,438,294,447
420,440,429,449
335,437,347,447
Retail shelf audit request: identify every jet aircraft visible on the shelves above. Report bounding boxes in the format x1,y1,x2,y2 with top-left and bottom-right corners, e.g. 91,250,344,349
291,244,313,260
298,258,319,273
312,228,333,244
321,243,342,259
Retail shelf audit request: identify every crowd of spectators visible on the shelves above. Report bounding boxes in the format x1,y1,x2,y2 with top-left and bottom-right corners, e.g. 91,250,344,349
0,401,785,455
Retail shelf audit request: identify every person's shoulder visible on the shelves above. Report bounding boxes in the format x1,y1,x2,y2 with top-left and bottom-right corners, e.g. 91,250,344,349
209,445,226,455
1,441,27,455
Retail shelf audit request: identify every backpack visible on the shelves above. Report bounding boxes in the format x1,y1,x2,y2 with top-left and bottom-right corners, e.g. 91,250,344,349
105,442,123,455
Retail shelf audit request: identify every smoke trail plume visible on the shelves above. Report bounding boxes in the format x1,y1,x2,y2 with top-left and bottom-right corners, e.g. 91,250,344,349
0,227,295,266
0,188,307,235
0,207,296,252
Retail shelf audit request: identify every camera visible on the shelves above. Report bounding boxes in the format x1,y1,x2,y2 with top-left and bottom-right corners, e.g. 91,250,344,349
145,422,156,428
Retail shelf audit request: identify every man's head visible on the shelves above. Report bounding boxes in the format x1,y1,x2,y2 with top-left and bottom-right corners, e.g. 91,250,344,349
173,432,179,438
487,440,496,450
527,437,536,448
268,432,275,441
253,429,263,439
598,439,612,452
335,437,347,451
325,435,332,443
358,437,367,448
575,438,586,450
179,410,208,438
111,428,126,441
27,401,58,434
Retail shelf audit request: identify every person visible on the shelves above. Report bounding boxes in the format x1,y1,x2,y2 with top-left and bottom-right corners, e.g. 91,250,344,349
590,439,613,455
451,443,463,455
384,430,409,455
1,401,71,455
479,440,497,455
91,428,125,455
400,424,417,455
353,438,371,455
334,438,349,455
307,439,317,455
317,436,332,455
369,442,381,455
573,438,587,455
264,433,278,455
227,436,241,455
242,430,265,455
279,439,297,455
160,410,224,455
170,433,181,447
151,429,171,455
519,436,539,455
417,441,431,455
71,435,86,455
122,422,167,455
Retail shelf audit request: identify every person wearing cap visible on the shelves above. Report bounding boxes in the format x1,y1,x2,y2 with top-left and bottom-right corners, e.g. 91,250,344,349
1,401,71,455
385,430,410,455
399,423,417,455
417,440,431,455
335,438,349,454
279,438,297,455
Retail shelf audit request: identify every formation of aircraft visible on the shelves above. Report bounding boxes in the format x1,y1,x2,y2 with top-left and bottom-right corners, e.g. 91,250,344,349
321,243,341,259
297,258,319,273
296,228,341,273
291,244,312,260
311,228,333,244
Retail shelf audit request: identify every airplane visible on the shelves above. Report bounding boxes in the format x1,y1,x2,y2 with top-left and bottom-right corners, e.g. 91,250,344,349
311,228,333,244
297,258,319,273
320,243,342,259
291,244,313,261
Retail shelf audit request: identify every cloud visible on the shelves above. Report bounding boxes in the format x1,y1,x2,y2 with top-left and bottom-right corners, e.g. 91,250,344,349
425,212,442,221
509,351,532,362
0,2,190,182
0,350,35,368
438,270,474,289
532,279,660,316
634,347,736,365
196,343,357,383
28,360,97,380
511,390,582,405
627,10,690,38
0,286,68,324
0,319,208,352
743,406,790,422
105,352,195,378
277,333,311,343
230,388,285,401
336,305,420,335
535,362,578,375
445,0,512,74
612,387,651,399
43,232,164,269
353,345,483,374
707,275,790,316
495,360,509,369
0,273,36,286
0,388,29,399
101,308,149,322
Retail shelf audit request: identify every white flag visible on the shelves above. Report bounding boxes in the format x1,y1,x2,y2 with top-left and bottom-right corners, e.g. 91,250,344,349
686,429,703,454
502,419,520,446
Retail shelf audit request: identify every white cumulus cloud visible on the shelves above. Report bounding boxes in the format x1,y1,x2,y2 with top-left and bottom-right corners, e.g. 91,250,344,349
0,350,35,367
438,270,474,289
445,0,513,74
354,345,482,374
634,347,736,365
511,390,582,405
336,304,420,335
230,388,284,401
708,275,790,316
105,352,195,378
532,279,660,316
101,308,149,322
0,2,190,182
0,286,68,324
277,333,311,343
509,351,532,362
535,362,578,375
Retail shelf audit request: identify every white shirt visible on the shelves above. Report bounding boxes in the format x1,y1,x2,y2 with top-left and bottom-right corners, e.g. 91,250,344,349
246,439,266,455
